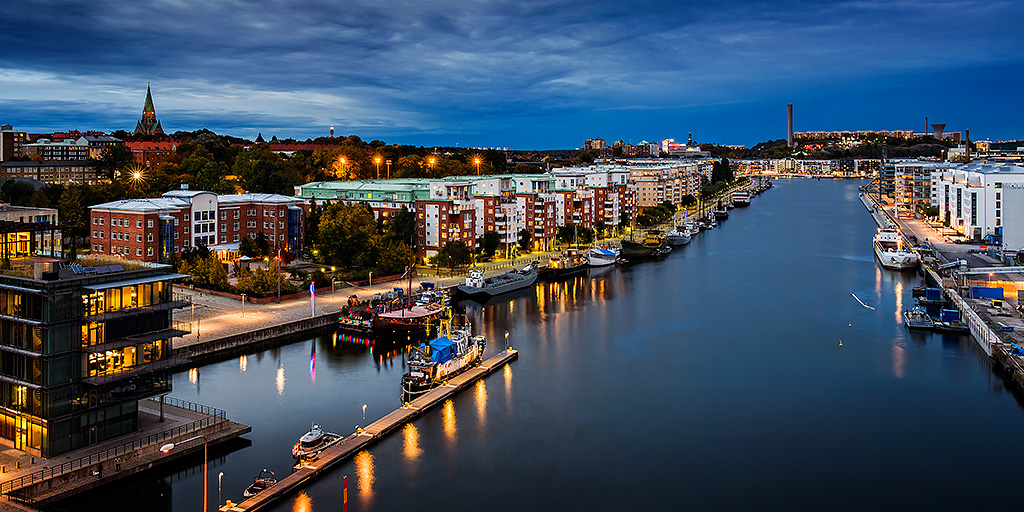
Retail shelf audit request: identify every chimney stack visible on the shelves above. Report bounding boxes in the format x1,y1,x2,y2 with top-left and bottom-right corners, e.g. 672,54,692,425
965,129,970,161
787,104,794,148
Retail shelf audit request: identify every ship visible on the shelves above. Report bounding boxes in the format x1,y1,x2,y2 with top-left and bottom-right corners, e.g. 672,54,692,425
621,230,667,259
587,246,620,267
291,424,343,461
402,318,486,402
548,248,589,277
373,302,447,339
457,261,538,298
873,227,919,270
732,190,751,207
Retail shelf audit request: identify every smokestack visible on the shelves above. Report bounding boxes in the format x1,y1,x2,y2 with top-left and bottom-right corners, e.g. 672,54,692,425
930,124,946,140
925,116,928,134
787,104,794,147
965,129,970,161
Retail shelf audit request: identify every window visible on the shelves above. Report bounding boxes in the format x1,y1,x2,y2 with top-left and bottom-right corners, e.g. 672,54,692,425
93,217,98,225
280,234,285,241
279,221,284,229
247,220,256,228
136,234,142,242
174,232,179,240
147,247,153,256
233,222,239,231
220,235,227,243
147,219,154,228
184,227,190,234
136,248,142,256
136,219,142,228
263,221,270,229
221,223,227,232
233,210,239,219
233,234,240,242
221,211,227,220
147,233,153,242
247,209,256,216
184,213,190,221
278,209,284,217
249,233,257,239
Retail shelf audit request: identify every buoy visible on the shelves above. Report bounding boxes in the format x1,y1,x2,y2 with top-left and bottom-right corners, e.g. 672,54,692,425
848,323,852,328
839,340,843,346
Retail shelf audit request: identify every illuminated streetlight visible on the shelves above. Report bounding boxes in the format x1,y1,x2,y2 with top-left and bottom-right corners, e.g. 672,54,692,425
374,156,382,179
161,435,208,512
361,404,367,432
473,156,482,175
428,156,436,170
386,159,392,180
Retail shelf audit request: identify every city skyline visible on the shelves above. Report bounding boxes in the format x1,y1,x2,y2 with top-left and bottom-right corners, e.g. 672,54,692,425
1,0,1022,148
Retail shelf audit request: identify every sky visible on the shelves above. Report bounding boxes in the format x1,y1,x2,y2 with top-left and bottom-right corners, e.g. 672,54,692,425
1,0,1022,149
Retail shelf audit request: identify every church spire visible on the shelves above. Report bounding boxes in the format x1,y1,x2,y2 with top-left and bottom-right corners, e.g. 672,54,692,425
134,83,166,137
144,83,155,113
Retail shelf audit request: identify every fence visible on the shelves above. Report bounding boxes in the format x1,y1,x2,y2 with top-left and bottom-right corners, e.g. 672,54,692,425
947,290,996,357
0,397,225,496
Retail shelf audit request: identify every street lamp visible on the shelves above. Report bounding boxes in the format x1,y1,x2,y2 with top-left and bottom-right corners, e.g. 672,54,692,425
241,293,246,318
338,156,347,178
374,156,382,179
428,156,436,171
218,472,224,509
386,159,392,180
362,404,367,432
473,156,482,175
160,435,208,512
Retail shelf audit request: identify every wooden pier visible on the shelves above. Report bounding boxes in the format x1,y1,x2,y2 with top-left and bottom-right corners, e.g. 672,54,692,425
221,348,519,512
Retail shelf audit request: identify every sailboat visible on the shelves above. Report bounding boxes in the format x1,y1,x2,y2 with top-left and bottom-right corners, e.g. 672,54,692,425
663,209,691,246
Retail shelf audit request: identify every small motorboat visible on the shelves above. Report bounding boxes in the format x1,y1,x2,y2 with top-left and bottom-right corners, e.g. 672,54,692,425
933,320,970,334
291,424,342,461
902,307,934,331
243,468,277,497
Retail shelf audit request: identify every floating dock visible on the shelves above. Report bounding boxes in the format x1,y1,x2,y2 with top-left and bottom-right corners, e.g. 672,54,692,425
222,348,519,512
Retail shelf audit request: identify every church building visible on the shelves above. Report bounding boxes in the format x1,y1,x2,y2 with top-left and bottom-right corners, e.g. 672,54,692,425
133,84,166,137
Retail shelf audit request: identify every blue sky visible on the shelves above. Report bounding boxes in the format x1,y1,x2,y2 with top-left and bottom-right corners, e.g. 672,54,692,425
1,0,1022,149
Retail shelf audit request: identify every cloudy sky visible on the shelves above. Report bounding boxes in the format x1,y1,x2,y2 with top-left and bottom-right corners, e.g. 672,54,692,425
1,0,1021,148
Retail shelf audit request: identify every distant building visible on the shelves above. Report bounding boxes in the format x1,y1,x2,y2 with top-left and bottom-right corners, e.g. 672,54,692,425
89,186,305,263
584,138,606,151
1,125,27,162
931,163,1024,241
126,141,178,168
0,203,61,254
133,84,166,137
660,138,710,158
0,160,102,186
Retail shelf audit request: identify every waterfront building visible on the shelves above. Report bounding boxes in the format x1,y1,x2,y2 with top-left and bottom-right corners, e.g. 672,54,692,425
133,84,166,137
0,160,102,186
88,187,304,263
0,238,188,457
887,160,943,216
930,163,1024,241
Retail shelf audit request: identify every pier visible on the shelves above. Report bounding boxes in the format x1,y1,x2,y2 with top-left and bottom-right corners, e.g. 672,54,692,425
221,348,519,512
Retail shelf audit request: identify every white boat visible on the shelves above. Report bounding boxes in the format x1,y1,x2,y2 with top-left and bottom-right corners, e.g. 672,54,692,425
587,246,620,267
732,190,751,207
402,319,486,401
685,222,700,237
664,229,691,246
291,424,343,460
874,227,919,270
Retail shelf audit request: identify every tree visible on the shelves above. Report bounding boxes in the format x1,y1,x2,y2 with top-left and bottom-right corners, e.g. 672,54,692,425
518,229,532,253
95,145,136,180
476,230,501,259
376,239,412,275
254,232,271,257
232,146,296,195
429,240,472,272
28,189,50,208
0,179,36,205
179,253,228,290
58,186,86,258
238,235,260,257
386,206,416,247
711,157,733,184
316,203,378,268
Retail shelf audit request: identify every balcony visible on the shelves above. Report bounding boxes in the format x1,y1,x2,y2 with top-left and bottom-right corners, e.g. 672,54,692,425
82,356,189,386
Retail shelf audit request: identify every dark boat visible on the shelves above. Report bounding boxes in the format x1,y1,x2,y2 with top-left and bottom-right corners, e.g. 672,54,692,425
243,469,277,497
713,201,729,220
339,295,375,334
373,302,447,340
902,307,934,331
621,230,667,259
457,261,538,298
548,248,588,278
402,318,486,403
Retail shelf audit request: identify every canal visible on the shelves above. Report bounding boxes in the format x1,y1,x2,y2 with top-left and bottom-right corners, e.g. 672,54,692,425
64,178,1024,511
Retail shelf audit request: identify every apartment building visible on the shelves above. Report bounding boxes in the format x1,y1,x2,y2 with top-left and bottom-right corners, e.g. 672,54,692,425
930,163,1024,241
0,160,102,186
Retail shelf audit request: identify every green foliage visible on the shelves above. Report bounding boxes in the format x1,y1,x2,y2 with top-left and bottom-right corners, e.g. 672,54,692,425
238,235,260,258
711,157,733,184
58,186,86,251
556,224,594,245
235,261,299,297
376,239,413,275
636,203,676,228
232,146,297,195
178,253,229,291
475,230,501,259
95,145,136,180
920,205,940,217
428,241,472,271
518,229,532,253
679,194,697,207
0,179,36,205
386,206,416,247
316,202,379,268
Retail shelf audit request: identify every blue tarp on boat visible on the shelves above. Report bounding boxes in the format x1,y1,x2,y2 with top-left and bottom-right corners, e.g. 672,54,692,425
940,309,960,322
593,248,615,256
429,336,455,364
925,288,942,301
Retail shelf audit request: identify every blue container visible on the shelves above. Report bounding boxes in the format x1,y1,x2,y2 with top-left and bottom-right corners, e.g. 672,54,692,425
940,309,960,322
970,286,1004,300
925,288,942,301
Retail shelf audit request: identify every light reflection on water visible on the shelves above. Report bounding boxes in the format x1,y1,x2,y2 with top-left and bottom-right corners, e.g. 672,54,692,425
276,364,285,396
504,365,513,413
442,399,457,443
239,355,247,373
292,491,312,512
355,450,375,501
475,380,487,429
402,423,422,461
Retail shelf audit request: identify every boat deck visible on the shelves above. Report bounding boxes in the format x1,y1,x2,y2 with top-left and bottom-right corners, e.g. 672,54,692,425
222,349,519,512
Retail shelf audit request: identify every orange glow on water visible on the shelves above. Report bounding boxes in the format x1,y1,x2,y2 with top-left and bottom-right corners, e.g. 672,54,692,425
403,423,422,461
442,399,457,441
475,380,488,427
355,450,375,500
292,491,312,512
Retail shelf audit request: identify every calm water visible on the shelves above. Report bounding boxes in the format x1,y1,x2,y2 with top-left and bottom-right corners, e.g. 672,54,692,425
65,178,1024,512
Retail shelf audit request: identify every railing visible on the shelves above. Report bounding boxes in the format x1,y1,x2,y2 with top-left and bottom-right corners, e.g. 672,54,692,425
0,397,225,497
947,289,995,357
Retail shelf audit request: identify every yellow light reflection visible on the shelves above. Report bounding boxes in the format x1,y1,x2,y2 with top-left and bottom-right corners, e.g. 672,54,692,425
293,491,312,512
895,281,903,324
239,355,247,373
402,423,422,461
355,450,375,500
276,364,285,396
188,368,198,386
891,344,905,379
475,380,487,427
442,399,457,441
504,364,513,411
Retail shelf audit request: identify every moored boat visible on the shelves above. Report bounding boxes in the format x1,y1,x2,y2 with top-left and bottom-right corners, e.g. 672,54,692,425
732,190,751,207
621,230,667,259
873,227,919,270
457,261,538,298
402,318,486,402
902,307,934,330
587,246,620,267
713,202,729,220
548,248,589,277
373,302,447,339
291,424,343,461
243,469,277,497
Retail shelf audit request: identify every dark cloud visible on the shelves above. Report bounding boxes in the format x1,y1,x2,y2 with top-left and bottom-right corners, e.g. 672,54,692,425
0,0,1022,146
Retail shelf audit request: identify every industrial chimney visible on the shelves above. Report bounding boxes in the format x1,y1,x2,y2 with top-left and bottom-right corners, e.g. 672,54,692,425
930,124,946,140
787,104,794,148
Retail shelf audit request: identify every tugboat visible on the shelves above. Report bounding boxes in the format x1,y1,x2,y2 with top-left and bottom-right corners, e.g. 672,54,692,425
402,318,486,403
291,424,343,461
902,307,934,331
621,229,667,260
548,247,589,277
243,469,277,497
339,295,375,334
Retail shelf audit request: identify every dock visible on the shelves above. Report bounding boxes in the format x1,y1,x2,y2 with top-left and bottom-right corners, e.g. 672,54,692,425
222,348,519,512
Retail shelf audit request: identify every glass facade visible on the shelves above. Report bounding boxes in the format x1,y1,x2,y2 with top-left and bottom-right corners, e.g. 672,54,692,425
0,266,185,457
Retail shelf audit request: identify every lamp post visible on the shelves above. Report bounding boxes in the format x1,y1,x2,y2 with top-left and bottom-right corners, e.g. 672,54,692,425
374,156,382,179
386,159,392,180
338,156,347,179
218,472,224,509
241,293,246,318
160,435,208,512
362,404,367,432
473,157,482,175
428,156,436,173
368,271,372,286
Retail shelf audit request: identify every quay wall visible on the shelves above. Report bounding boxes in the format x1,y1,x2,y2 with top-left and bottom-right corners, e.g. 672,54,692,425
173,313,337,367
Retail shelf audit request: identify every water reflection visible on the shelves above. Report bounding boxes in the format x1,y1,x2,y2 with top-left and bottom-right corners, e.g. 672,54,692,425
892,344,906,379
442,399,457,443
402,423,422,461
355,450,375,500
475,380,487,429
239,355,247,373
504,365,513,413
895,281,904,324
293,491,312,512
276,364,285,396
